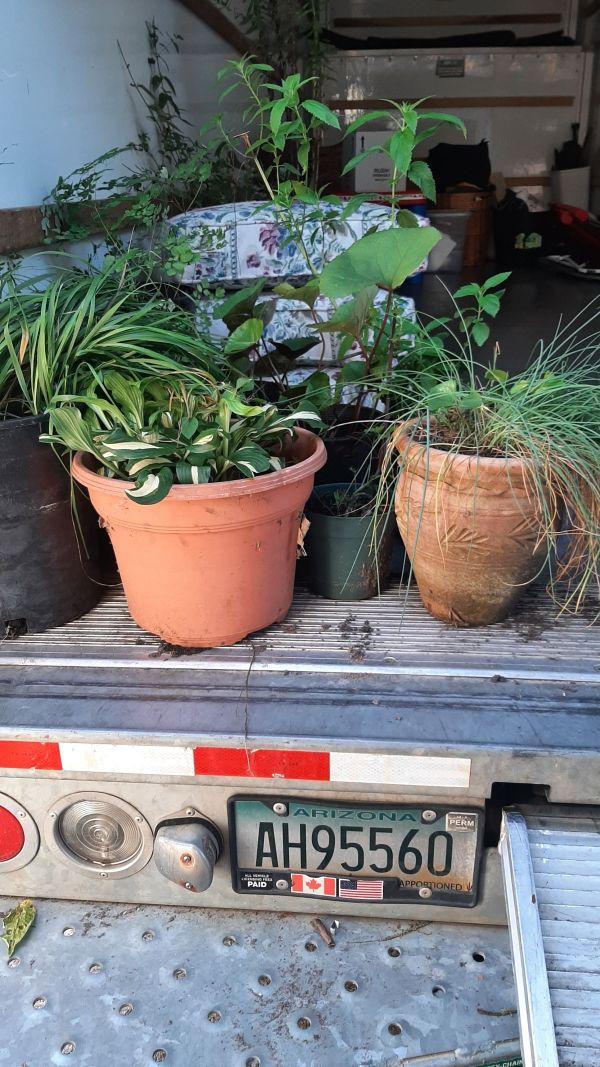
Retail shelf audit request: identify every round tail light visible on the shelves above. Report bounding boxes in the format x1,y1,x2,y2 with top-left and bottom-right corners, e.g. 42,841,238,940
45,793,152,879
0,794,39,872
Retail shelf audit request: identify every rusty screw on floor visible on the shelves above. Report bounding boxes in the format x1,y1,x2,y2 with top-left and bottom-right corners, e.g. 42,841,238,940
310,917,335,948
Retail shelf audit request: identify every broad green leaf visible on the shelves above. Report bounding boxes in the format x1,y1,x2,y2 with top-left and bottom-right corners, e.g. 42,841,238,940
314,286,377,335
395,209,420,228
126,467,173,505
485,368,509,384
224,318,264,355
344,110,391,137
269,97,287,136
482,271,511,290
387,127,413,175
459,389,484,410
216,280,265,331
319,227,441,298
341,145,382,177
339,360,367,383
417,111,466,137
1,899,35,957
273,278,321,308
408,161,436,202
471,320,490,347
292,182,319,205
479,294,501,317
301,99,340,129
453,283,481,299
180,416,199,441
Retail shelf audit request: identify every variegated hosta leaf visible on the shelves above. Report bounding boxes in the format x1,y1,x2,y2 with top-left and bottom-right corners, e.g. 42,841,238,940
230,445,272,476
125,467,173,505
175,461,211,484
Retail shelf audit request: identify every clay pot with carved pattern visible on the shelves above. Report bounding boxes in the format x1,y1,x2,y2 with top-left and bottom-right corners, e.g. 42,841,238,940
393,423,549,626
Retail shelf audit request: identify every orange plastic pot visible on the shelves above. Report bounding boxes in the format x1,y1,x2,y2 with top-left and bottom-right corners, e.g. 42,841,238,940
73,428,326,647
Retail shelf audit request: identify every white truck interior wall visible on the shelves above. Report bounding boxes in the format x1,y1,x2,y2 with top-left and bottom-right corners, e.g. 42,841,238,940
328,46,592,209
328,1,579,39
1,0,240,214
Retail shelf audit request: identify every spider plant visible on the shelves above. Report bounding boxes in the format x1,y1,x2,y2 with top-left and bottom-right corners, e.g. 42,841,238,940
380,293,600,618
43,371,322,503
0,256,223,419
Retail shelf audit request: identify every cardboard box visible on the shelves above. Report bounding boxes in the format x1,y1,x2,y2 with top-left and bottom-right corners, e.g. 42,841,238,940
343,131,407,193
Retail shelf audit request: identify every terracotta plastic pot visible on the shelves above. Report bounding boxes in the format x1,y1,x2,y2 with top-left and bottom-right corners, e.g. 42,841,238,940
73,428,326,647
394,424,549,626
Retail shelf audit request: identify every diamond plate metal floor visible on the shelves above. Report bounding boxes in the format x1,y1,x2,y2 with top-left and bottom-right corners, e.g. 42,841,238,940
1,582,598,683
500,810,600,1067
0,897,521,1067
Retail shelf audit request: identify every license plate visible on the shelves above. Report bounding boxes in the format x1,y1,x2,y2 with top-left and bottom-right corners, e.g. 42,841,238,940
229,797,483,906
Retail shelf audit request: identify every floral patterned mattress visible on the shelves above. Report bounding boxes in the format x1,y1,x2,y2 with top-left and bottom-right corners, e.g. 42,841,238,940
167,199,430,288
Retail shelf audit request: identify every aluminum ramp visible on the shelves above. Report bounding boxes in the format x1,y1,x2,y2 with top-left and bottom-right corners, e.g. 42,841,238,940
500,809,600,1067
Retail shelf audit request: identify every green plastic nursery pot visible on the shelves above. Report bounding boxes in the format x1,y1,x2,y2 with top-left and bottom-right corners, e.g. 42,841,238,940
304,483,396,601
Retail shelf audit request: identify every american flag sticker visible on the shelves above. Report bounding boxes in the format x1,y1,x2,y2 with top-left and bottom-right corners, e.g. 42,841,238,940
338,878,384,900
291,873,337,897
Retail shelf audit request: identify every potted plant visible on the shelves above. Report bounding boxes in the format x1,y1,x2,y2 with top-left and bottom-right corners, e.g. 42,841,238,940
304,479,396,600
44,371,325,647
384,279,600,625
0,257,224,635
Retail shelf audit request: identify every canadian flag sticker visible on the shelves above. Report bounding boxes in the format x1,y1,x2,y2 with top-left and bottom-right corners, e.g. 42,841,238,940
291,873,337,897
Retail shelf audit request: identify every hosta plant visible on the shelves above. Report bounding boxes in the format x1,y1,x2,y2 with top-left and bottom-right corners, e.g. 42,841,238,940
43,371,322,504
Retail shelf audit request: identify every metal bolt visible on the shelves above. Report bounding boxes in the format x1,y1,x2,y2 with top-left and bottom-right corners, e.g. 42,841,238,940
272,802,288,815
207,1010,221,1023
49,811,57,820
275,878,288,890
304,941,317,953
180,853,193,866
89,962,103,974
7,956,20,968
297,1016,311,1030
18,811,26,819
62,927,75,937
258,974,271,986
344,980,358,992
222,935,236,947
152,1051,167,1063
142,930,155,942
185,808,196,817
61,1042,76,1056
246,1059,261,1067
388,1023,402,1037
419,887,433,899
119,1002,134,1016
388,947,401,958
32,996,47,1009
173,967,187,980
422,810,437,823
184,882,194,891
99,872,108,879
135,815,143,823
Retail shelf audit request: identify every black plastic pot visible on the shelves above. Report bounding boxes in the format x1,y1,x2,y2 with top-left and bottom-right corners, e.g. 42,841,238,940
315,407,379,486
304,483,396,600
0,415,103,634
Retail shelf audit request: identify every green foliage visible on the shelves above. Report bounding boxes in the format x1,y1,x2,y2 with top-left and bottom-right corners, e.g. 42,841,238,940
319,226,441,298
1,900,36,958
43,373,322,504
41,21,260,248
0,256,223,419
381,294,600,615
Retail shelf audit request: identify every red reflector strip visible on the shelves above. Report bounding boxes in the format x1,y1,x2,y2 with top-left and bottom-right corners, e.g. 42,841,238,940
0,806,25,861
193,747,330,781
0,740,62,771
